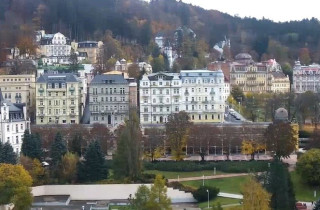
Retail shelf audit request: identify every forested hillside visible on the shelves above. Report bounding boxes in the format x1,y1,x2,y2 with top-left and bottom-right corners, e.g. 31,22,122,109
1,0,320,67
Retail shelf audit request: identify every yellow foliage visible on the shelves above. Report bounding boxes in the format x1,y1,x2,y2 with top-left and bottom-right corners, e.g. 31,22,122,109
0,164,33,209
241,176,271,210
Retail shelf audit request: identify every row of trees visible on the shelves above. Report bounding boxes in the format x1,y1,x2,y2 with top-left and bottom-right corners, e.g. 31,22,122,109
143,111,298,162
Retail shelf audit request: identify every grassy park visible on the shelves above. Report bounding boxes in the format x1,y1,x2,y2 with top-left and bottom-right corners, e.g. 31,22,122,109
144,170,224,179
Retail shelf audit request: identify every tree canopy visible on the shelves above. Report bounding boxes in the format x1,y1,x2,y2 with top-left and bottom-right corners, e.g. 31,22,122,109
0,164,33,210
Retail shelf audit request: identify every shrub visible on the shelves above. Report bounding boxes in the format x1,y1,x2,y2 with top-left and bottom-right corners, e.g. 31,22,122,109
167,181,196,193
192,185,219,202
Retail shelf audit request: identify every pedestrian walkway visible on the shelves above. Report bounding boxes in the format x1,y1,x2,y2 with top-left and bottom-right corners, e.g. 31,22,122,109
168,173,249,183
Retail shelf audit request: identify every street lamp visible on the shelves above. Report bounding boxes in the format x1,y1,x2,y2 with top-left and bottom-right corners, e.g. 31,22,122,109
206,189,210,209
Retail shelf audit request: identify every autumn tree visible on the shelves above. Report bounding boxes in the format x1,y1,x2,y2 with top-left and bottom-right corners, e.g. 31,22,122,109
299,48,311,65
189,124,212,161
59,152,79,184
20,155,46,186
241,176,271,210
149,175,172,210
297,149,320,186
90,123,111,155
231,86,245,103
113,109,142,180
241,140,265,160
144,128,165,162
166,111,192,161
0,164,33,209
78,141,108,182
132,175,171,210
128,63,141,80
0,142,17,164
17,35,36,57
265,122,298,159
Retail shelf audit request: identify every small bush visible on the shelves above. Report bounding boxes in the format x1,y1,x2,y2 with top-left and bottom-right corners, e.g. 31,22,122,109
167,181,196,193
192,185,219,202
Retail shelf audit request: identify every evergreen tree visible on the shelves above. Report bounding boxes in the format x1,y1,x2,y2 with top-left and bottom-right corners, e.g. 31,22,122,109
69,134,82,156
0,142,17,164
50,132,67,166
264,160,296,210
113,108,142,180
21,130,42,160
77,141,108,182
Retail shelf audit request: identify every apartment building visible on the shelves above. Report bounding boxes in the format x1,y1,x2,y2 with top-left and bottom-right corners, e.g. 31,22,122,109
36,74,83,124
0,74,36,107
293,60,320,93
89,73,137,128
139,70,227,127
229,53,290,93
0,91,30,153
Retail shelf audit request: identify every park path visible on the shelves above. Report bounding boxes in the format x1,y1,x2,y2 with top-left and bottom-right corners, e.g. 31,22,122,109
168,173,249,182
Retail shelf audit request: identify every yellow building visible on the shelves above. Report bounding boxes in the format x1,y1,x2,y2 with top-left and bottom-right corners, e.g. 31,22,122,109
0,74,36,117
230,53,290,93
36,74,83,124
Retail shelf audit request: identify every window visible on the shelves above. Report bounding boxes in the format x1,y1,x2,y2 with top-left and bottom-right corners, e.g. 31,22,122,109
153,107,156,112
16,136,19,144
20,124,23,130
166,89,169,95
153,116,156,122
192,105,194,110
175,106,179,112
153,99,156,103
7,125,9,132
144,107,148,112
167,107,169,112
175,98,178,103
153,89,156,94
144,98,148,103
160,107,163,112
144,115,149,122
186,105,188,110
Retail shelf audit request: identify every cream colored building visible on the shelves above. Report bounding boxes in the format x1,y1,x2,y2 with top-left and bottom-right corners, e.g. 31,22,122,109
230,53,290,93
36,74,83,124
75,41,103,64
0,74,36,110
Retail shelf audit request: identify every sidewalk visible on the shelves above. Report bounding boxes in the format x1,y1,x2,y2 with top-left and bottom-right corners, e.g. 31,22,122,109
168,173,249,182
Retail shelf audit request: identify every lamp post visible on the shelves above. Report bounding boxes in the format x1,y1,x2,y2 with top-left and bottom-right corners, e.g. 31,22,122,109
206,189,210,209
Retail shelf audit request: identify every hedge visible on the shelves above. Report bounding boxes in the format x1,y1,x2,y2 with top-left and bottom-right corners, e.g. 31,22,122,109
144,160,270,173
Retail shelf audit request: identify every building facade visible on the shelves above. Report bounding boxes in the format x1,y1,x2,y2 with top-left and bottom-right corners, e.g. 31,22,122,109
180,70,226,123
89,73,136,128
0,75,36,107
139,70,227,127
292,60,320,93
230,53,290,93
0,92,30,153
76,41,103,64
39,32,71,57
36,74,83,124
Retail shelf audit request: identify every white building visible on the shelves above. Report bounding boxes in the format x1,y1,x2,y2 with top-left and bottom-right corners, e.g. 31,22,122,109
293,60,320,93
0,91,30,153
39,32,71,57
139,70,227,127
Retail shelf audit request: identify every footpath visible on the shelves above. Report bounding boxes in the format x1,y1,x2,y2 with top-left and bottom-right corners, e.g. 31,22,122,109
168,173,248,182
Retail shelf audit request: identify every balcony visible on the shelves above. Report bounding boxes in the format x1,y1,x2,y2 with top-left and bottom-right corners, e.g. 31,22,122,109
184,91,190,96
69,87,75,92
191,100,197,104
202,100,209,104
15,95,22,99
38,88,44,92
69,113,77,117
210,90,215,95
70,104,76,107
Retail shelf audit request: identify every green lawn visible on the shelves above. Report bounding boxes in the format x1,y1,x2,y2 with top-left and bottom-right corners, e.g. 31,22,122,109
291,171,320,201
182,175,249,194
144,170,225,179
198,197,242,209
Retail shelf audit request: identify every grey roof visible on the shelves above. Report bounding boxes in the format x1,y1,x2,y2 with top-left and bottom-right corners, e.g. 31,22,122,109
0,91,24,112
90,74,128,85
37,74,79,83
271,71,287,78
